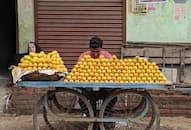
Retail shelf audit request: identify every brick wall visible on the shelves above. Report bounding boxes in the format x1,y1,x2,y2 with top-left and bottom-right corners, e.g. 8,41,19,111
149,90,191,117
7,87,53,115
7,87,191,117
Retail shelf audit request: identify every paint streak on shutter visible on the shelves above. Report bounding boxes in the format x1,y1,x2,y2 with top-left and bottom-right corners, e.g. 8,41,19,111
35,0,125,70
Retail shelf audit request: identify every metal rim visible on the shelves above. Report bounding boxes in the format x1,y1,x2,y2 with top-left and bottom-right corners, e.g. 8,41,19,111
99,89,160,130
34,88,94,130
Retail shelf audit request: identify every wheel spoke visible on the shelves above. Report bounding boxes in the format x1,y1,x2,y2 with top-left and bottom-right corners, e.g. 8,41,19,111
99,90,160,130
34,88,94,130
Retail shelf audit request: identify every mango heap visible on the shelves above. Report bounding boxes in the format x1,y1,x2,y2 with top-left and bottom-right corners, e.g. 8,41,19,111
18,51,67,72
65,55,168,84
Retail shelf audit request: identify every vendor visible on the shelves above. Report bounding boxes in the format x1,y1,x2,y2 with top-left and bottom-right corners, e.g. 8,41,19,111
78,36,112,60
78,36,117,118
10,41,42,66
28,41,42,53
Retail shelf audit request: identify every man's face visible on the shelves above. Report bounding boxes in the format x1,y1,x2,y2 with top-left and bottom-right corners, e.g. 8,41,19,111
90,48,101,58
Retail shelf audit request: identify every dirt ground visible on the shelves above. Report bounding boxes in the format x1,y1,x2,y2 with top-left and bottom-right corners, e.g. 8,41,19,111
0,114,190,130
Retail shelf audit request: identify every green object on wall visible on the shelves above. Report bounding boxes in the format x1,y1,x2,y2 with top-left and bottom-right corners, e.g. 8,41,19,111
17,0,35,53
126,0,191,43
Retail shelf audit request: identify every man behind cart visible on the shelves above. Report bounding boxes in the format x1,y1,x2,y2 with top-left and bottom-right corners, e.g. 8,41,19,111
78,36,116,129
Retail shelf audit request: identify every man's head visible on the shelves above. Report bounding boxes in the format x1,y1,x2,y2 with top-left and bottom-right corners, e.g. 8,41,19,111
89,36,103,58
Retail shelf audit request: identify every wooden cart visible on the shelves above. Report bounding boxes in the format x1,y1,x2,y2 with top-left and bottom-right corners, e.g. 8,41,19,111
17,81,168,130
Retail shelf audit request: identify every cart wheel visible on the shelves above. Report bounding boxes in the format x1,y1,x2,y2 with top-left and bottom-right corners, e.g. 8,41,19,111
42,88,94,130
99,90,160,130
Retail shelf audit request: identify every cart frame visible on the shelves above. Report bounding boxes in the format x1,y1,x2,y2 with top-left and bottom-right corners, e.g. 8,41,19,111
17,81,167,130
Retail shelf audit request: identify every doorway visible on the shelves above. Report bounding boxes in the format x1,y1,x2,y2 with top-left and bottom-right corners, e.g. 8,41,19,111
0,0,16,75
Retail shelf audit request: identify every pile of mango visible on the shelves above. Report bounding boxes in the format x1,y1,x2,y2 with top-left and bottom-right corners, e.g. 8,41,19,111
65,55,168,84
18,51,67,72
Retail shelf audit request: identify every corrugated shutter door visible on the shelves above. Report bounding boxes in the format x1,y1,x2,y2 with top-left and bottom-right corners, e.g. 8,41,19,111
35,0,125,70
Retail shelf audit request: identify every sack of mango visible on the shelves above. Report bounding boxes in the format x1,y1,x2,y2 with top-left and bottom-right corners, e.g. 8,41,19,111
11,50,68,83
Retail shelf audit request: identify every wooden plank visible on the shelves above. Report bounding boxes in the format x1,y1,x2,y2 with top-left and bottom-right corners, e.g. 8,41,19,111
185,50,191,57
122,57,191,64
150,58,191,64
38,36,122,40
122,48,145,57
37,19,122,23
146,58,163,64
37,15,122,19
38,6,122,11
122,47,191,58
184,66,191,83
156,47,191,58
38,23,122,28
122,47,163,57
38,2,122,7
184,58,191,63
144,47,163,57
165,47,181,58
149,58,169,64
37,11,122,15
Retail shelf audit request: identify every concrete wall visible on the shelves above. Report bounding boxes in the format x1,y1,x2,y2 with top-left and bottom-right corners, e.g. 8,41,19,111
17,0,191,53
126,0,191,43
17,0,35,53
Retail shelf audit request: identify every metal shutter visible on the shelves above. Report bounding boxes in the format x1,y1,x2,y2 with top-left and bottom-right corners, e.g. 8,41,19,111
35,0,126,70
